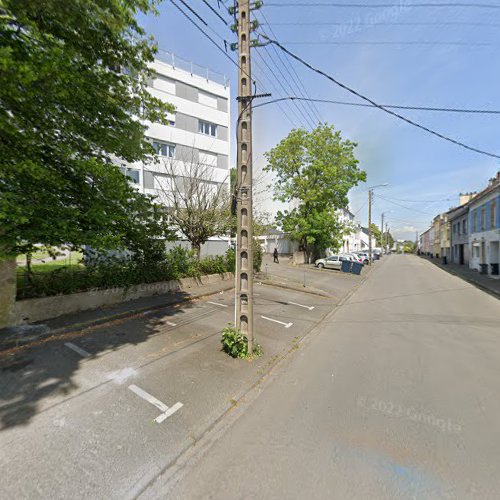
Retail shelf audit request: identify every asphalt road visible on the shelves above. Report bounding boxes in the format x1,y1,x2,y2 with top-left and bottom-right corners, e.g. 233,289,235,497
162,255,500,500
0,280,338,499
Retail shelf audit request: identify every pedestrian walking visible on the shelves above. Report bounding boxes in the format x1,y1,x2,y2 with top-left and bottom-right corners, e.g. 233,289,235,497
273,248,279,264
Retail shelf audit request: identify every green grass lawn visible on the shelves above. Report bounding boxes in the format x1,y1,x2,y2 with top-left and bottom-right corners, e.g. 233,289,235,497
16,252,84,272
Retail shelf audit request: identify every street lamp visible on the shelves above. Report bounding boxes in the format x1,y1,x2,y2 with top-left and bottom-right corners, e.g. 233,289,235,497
368,183,388,263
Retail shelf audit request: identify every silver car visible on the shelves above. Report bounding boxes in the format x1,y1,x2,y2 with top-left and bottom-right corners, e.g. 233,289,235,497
315,254,350,270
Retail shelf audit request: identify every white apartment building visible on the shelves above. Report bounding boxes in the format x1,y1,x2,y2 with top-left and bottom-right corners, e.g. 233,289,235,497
119,50,230,200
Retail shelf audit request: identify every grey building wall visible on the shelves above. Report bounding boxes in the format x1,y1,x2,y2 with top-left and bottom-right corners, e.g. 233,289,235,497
176,112,198,134
217,125,228,141
143,170,155,189
175,81,198,102
217,97,228,112
217,154,229,170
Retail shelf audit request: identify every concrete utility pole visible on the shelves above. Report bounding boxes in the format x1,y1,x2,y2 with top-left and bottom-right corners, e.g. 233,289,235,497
368,189,373,264
381,212,384,253
235,0,254,351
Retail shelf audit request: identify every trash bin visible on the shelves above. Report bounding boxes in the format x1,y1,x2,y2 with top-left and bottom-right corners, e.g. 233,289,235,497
351,262,363,275
491,263,499,275
442,256,447,265
341,259,352,273
479,263,488,275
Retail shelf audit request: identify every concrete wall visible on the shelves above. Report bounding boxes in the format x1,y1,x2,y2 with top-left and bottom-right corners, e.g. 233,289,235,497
164,240,229,257
15,272,234,325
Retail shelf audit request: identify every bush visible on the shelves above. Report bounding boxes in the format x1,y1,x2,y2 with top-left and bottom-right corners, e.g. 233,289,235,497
16,244,243,300
252,238,263,272
220,325,263,359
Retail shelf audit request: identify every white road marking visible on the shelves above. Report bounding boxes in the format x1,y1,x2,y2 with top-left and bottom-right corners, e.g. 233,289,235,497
64,342,91,358
143,310,153,315
207,301,228,308
128,384,183,424
288,301,315,311
166,321,177,327
261,316,293,329
155,402,184,423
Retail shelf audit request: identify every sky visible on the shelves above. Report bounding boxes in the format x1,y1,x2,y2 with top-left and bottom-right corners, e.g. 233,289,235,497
139,0,500,240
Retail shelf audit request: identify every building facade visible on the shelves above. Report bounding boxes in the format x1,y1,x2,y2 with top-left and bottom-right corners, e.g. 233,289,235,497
468,172,500,275
120,50,230,203
449,205,469,265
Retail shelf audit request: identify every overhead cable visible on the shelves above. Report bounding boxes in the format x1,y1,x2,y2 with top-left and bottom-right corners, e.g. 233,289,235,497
258,34,500,159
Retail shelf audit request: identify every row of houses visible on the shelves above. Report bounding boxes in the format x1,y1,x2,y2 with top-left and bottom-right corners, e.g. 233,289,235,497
419,171,500,277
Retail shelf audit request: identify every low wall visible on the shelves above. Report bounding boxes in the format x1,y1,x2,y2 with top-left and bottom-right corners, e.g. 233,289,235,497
15,272,234,325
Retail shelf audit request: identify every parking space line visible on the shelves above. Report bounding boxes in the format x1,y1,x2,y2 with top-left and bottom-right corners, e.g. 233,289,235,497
207,301,228,308
261,316,293,329
288,301,315,311
64,342,91,358
155,402,184,423
128,384,183,424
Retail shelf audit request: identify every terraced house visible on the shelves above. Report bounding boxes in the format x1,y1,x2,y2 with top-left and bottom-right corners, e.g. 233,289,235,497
468,172,500,276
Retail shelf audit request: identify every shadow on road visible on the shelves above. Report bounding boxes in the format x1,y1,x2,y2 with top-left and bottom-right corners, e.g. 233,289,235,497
0,290,205,430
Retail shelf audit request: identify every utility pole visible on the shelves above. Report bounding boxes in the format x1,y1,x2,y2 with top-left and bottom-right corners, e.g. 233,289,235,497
385,222,389,253
234,0,255,351
368,189,373,264
381,212,384,253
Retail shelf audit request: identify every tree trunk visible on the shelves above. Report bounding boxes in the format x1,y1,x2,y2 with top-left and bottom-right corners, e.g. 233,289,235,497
191,242,201,260
0,258,17,329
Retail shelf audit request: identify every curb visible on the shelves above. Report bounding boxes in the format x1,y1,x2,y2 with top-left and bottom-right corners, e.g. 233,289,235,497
420,257,499,300
256,278,331,298
137,255,378,497
0,282,235,356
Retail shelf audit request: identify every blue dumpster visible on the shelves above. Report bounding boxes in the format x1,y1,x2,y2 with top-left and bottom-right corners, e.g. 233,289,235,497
351,262,363,275
341,259,352,273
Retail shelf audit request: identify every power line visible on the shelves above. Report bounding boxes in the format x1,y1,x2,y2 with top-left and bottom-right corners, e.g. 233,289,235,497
252,96,500,115
256,9,323,124
374,194,437,215
259,45,316,128
266,21,500,27
252,54,301,127
254,48,313,128
278,41,498,47
265,2,500,9
259,34,500,159
202,0,229,25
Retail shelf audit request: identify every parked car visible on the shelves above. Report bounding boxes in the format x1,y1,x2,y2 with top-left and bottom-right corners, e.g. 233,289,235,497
349,252,368,265
315,254,351,270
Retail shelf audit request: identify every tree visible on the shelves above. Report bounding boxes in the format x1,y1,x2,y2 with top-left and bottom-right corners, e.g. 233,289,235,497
155,151,231,257
403,240,416,253
0,0,174,258
264,124,366,261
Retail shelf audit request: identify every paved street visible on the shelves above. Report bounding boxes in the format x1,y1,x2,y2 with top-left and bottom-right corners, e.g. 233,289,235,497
158,255,500,500
0,265,359,500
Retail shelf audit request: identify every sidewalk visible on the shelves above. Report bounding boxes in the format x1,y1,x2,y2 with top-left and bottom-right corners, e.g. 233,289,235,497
423,256,500,299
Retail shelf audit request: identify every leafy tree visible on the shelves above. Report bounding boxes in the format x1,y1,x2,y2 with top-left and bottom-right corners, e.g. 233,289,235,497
265,124,366,260
403,240,416,253
0,0,174,258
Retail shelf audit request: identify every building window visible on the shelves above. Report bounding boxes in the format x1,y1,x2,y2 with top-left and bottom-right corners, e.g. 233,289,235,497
153,141,175,158
491,200,497,229
120,166,140,184
463,219,467,235
199,120,217,137
481,207,486,231
472,211,478,232
453,223,457,234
